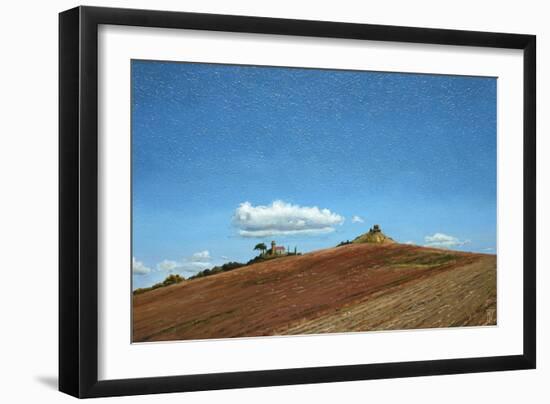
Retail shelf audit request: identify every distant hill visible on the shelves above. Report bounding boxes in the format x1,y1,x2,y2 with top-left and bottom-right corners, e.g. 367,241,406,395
352,224,395,244
133,242,496,342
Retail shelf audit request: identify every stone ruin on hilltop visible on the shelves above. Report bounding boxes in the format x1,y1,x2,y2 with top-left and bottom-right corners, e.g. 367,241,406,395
353,224,395,244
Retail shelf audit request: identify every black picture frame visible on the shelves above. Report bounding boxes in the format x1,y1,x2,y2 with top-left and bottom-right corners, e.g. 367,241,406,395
59,6,536,398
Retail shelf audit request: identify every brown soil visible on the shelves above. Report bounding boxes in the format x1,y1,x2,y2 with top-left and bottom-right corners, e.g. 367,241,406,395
132,243,496,342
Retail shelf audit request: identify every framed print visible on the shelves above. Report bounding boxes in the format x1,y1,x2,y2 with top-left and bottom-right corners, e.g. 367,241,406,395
59,6,536,398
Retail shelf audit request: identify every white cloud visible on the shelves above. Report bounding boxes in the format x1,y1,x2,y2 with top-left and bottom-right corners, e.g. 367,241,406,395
424,233,470,248
156,251,213,277
238,227,335,238
156,259,179,272
185,261,212,271
191,250,210,262
404,241,416,245
351,215,364,223
132,257,151,275
233,200,344,238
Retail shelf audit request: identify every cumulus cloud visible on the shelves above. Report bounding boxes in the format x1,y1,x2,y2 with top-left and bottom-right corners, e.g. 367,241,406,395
233,200,344,238
156,259,179,272
132,257,151,275
404,241,416,245
351,215,364,223
156,251,213,277
191,250,211,262
424,233,470,248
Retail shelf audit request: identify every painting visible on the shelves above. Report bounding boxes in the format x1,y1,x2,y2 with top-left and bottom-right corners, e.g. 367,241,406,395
131,60,496,343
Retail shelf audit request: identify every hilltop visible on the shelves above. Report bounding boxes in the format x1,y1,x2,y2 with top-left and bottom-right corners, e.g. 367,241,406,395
133,241,496,342
352,224,395,244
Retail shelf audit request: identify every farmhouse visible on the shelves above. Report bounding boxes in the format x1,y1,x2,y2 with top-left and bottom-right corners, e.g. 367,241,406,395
271,241,286,256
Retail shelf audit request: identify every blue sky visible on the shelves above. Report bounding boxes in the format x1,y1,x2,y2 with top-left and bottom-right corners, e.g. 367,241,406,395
131,60,496,289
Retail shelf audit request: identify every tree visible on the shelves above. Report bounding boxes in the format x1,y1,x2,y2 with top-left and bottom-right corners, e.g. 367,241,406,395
162,273,184,286
254,242,267,256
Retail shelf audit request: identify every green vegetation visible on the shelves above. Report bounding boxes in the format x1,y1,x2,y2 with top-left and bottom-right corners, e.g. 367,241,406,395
188,261,245,280
246,250,301,266
162,273,185,285
133,274,184,295
188,250,302,282
134,242,302,295
253,243,267,255
336,240,352,247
